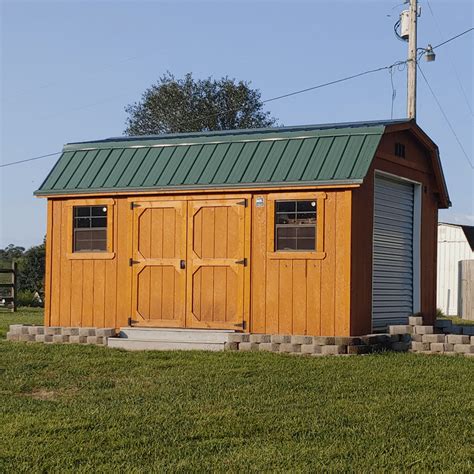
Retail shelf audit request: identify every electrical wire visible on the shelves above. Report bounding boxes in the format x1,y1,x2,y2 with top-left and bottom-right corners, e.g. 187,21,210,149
2,26,473,169
417,64,473,170
0,152,62,168
426,1,473,116
431,27,474,50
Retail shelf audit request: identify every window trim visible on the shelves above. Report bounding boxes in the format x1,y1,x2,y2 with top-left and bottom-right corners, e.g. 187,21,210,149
266,192,326,260
65,199,115,260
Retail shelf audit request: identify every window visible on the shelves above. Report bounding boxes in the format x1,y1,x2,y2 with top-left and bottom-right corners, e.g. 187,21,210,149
275,200,317,251
73,206,108,252
395,142,406,158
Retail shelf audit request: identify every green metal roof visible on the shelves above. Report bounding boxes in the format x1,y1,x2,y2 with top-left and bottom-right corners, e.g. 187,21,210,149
35,120,403,196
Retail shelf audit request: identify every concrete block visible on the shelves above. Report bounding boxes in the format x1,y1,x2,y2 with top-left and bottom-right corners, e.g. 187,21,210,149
471,336,474,345
446,334,470,344
462,326,474,336
361,334,390,345
435,319,452,329
411,341,431,351
20,326,32,335
430,343,454,353
271,334,292,344
279,343,301,353
79,328,96,337
334,337,362,346
45,326,62,336
35,334,53,343
8,325,23,335
69,335,87,344
313,336,335,345
321,345,346,355
454,344,474,354
52,334,69,343
300,344,322,354
224,342,239,351
291,335,314,345
61,327,79,336
28,326,45,335
259,343,280,352
347,345,370,355
409,316,424,326
391,342,410,352
411,334,423,342
227,333,249,343
422,334,446,343
95,328,116,337
249,334,271,343
464,353,474,358
414,325,434,335
389,325,413,335
86,336,104,345
6,332,19,341
19,334,35,342
238,342,259,351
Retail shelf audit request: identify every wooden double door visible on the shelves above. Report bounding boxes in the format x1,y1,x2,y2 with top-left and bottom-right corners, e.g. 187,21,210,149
130,197,248,329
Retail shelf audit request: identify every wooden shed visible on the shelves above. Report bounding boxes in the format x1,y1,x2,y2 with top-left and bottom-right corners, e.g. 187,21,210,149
36,119,450,336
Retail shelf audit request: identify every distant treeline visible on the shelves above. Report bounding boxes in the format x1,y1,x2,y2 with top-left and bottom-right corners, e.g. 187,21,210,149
0,241,45,306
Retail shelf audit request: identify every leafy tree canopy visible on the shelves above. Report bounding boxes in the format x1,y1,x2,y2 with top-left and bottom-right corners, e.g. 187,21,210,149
125,72,278,135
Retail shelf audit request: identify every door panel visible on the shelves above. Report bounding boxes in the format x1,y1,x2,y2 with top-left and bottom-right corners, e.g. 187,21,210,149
187,199,246,329
131,201,186,327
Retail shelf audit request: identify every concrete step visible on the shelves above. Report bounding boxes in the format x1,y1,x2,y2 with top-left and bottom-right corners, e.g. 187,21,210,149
107,337,226,351
117,327,234,343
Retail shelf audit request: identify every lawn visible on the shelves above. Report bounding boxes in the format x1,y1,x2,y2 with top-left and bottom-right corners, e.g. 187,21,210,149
0,310,473,472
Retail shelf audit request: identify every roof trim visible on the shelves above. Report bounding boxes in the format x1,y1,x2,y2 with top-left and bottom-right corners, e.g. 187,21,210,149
66,119,409,148
35,178,364,197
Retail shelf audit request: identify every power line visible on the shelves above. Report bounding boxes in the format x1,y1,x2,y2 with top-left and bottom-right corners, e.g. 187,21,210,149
426,1,473,115
2,26,473,170
432,27,474,50
417,64,473,170
0,152,61,168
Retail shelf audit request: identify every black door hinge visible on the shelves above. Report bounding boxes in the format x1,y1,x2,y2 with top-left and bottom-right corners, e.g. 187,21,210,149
234,321,247,330
128,317,133,326
130,202,140,210
236,199,247,207
235,258,247,266
129,258,139,266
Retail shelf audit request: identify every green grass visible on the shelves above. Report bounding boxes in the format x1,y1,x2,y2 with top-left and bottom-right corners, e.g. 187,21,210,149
1,310,473,472
439,315,474,326
0,307,43,338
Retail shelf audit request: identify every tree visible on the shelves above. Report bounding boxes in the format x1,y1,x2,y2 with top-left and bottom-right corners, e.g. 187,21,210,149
124,72,278,135
0,240,45,297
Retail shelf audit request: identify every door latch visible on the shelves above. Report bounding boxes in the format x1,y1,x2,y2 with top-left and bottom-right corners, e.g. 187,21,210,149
235,258,247,266
180,260,186,269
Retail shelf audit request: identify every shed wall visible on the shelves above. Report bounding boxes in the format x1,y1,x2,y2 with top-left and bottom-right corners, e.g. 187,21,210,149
350,130,439,334
45,189,351,335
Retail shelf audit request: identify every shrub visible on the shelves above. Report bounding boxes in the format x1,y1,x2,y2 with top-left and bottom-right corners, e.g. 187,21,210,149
16,290,43,308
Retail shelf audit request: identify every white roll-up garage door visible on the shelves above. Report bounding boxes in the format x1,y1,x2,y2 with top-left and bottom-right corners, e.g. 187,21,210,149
373,175,415,331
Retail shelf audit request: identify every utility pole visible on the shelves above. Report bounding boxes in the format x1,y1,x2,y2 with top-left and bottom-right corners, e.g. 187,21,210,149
407,0,418,120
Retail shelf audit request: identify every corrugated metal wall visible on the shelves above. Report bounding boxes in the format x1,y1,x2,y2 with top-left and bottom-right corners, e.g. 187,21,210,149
437,224,474,315
372,175,414,330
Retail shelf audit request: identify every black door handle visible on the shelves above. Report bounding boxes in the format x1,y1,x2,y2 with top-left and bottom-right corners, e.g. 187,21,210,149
180,260,186,269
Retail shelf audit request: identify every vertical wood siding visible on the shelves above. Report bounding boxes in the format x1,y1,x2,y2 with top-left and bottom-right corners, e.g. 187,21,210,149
47,198,131,328
251,190,352,336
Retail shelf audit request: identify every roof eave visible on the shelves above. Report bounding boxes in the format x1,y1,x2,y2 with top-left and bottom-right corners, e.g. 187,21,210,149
34,179,363,198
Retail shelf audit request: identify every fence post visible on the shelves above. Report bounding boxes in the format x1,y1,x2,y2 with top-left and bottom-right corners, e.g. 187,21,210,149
12,261,17,312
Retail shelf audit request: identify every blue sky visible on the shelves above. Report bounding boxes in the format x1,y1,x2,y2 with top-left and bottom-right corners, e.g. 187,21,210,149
1,0,473,248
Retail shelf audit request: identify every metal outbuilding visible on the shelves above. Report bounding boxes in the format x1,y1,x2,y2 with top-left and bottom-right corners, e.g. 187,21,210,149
35,119,450,336
437,222,474,316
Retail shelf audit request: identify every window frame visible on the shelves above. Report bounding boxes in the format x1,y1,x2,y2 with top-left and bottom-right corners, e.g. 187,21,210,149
66,199,115,260
266,192,326,260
